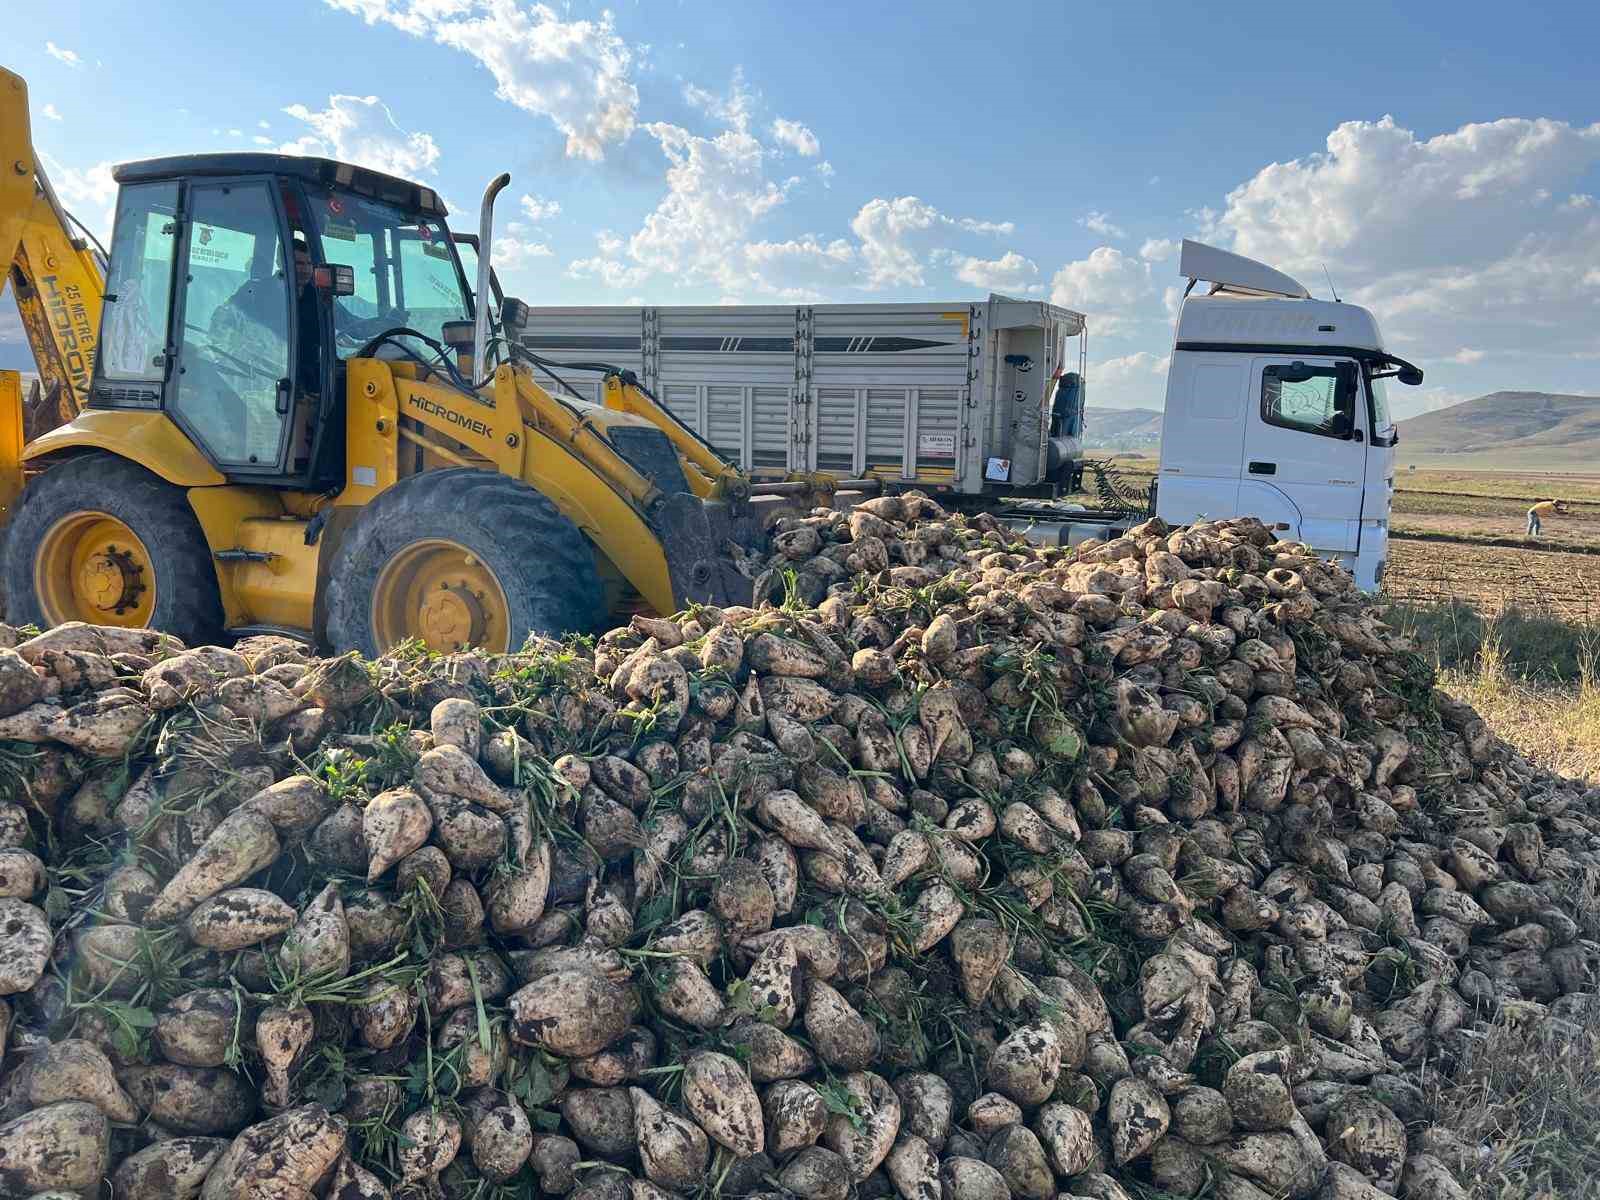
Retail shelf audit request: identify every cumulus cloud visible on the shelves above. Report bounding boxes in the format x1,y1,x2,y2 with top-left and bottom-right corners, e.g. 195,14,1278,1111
624,118,791,289
1049,246,1153,333
45,42,81,68
519,193,561,222
1139,238,1178,263
850,196,1015,289
40,103,62,121
280,95,441,179
1079,211,1126,239
1090,350,1170,409
324,0,638,160
41,157,117,240
770,117,820,157
1215,114,1600,364
933,250,1040,294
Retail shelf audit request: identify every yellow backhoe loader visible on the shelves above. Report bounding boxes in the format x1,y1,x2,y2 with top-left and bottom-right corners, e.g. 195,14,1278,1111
0,67,793,654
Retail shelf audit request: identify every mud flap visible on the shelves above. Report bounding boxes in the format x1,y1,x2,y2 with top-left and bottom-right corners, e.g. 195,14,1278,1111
652,492,762,610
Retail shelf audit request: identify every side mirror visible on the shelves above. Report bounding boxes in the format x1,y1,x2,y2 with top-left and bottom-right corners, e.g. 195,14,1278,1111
1397,365,1424,386
313,264,356,297
500,296,530,330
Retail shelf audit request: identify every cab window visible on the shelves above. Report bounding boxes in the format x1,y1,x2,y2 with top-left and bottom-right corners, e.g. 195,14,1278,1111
1261,362,1355,439
171,182,292,467
99,182,179,386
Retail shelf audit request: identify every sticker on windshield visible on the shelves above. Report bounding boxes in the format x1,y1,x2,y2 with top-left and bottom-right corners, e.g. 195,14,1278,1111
326,196,345,216
322,220,358,242
421,242,450,260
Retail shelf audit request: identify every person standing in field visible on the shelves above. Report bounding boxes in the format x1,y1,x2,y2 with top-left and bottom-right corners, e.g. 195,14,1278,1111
1526,498,1568,537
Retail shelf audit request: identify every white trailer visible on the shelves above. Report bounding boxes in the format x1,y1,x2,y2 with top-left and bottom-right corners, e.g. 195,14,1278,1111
519,297,1087,498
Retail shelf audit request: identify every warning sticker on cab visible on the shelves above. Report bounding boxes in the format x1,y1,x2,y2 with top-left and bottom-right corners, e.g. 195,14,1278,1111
917,432,956,457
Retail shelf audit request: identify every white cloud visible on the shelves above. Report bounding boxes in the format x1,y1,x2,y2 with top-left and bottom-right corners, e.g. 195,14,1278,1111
45,42,82,68
1139,238,1178,263
1080,211,1126,239
258,119,272,130
40,104,62,122
519,193,561,222
815,161,835,188
934,249,1039,293
1447,348,1486,364
1049,246,1153,333
770,117,820,157
42,158,117,240
1215,113,1600,368
494,221,556,281
850,196,1015,289
625,118,790,289
253,136,273,146
1564,193,1595,211
1091,351,1170,410
324,0,638,161
228,128,243,138
279,94,441,178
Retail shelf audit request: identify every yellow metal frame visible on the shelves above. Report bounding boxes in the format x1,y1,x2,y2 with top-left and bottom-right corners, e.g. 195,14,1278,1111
343,359,682,616
1,69,105,432
0,372,22,522
22,409,226,487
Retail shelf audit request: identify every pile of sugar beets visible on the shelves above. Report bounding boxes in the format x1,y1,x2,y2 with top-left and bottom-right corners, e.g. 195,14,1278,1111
0,499,1593,1200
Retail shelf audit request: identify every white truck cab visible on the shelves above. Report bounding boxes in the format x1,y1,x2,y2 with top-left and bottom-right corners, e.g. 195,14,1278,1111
1155,241,1423,591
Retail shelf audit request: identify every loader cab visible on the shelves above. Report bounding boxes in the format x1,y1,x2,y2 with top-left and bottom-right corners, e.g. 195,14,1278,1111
88,153,470,489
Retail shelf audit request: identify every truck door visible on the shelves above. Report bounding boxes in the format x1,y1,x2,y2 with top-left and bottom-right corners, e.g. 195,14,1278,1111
1240,356,1366,553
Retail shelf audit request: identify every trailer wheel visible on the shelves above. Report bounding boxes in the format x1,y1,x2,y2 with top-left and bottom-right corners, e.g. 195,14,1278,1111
2,453,223,643
324,469,603,656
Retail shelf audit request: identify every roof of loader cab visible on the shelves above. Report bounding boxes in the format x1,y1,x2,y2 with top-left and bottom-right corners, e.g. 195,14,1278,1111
112,153,448,217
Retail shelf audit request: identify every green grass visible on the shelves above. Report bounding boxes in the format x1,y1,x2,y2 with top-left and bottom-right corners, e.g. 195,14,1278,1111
1386,599,1600,685
1386,598,1600,781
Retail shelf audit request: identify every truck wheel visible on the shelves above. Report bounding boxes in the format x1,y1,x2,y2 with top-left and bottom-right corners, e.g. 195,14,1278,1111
2,453,223,644
324,469,604,656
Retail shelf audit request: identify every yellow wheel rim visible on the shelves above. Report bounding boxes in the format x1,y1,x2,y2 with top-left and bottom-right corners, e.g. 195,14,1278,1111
34,512,157,628
371,539,512,654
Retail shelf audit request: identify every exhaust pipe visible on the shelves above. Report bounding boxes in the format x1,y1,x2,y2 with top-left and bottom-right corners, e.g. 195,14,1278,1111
472,172,511,387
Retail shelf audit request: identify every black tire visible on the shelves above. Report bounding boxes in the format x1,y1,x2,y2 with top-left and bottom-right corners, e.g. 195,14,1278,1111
2,452,224,644
323,469,604,656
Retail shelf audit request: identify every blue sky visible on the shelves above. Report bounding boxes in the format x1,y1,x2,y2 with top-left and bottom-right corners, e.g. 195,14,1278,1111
5,0,1599,415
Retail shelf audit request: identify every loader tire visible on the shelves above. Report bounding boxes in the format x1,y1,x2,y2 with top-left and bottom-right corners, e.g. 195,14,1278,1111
2,452,224,645
324,469,603,656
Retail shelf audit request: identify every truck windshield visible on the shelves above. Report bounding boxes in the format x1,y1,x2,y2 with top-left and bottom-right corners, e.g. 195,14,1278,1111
305,187,469,357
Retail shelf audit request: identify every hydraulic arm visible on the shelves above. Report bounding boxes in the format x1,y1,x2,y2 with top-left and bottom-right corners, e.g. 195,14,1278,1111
0,68,105,441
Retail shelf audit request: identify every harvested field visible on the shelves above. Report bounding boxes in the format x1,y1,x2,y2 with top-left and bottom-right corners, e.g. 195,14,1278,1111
1385,538,1600,617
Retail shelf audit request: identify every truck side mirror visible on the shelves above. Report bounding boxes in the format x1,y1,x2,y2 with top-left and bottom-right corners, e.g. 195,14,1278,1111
1397,365,1423,386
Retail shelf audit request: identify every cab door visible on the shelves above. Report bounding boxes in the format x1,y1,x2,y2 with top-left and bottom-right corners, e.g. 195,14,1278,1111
169,180,295,472
1239,356,1366,553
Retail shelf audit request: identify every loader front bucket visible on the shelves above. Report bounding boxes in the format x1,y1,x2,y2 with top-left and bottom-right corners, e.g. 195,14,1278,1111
652,491,764,610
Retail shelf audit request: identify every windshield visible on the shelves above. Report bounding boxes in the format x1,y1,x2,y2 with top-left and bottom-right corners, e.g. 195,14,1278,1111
305,187,469,357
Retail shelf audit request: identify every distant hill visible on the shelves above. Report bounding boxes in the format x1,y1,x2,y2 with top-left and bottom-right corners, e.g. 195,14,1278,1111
1395,391,1600,468
1085,406,1162,451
